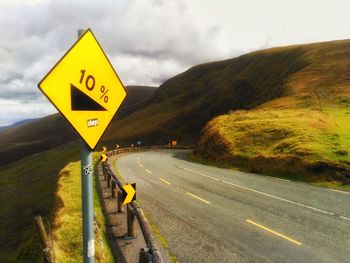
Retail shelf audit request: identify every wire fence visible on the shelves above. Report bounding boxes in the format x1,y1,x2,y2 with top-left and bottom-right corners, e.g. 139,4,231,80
15,216,55,263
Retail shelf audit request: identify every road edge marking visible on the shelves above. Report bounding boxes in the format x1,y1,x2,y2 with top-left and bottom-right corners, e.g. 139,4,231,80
159,177,171,185
221,180,337,217
179,166,349,221
265,176,290,182
187,192,211,204
330,189,350,195
183,167,220,181
246,219,302,246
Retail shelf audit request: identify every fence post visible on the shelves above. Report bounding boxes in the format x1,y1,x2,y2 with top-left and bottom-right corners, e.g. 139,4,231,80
139,248,149,263
111,179,116,198
103,166,107,181
127,204,136,238
117,191,123,213
107,172,111,188
34,216,55,263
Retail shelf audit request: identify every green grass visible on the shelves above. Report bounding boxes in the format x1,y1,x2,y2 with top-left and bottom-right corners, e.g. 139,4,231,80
0,142,79,262
195,106,350,183
52,153,114,262
0,143,115,262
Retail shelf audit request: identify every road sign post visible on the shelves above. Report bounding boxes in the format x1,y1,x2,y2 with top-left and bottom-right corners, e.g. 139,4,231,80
80,140,94,263
78,28,94,263
38,28,126,263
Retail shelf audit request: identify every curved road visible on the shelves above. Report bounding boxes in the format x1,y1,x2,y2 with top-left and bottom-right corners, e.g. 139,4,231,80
114,150,350,263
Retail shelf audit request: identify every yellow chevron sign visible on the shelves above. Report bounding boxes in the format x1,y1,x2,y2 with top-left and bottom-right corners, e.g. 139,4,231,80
122,183,136,205
101,153,108,162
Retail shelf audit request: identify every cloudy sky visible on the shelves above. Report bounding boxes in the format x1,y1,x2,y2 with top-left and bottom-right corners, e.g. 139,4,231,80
0,0,349,126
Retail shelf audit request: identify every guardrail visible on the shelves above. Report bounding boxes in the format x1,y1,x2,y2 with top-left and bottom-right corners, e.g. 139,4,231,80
107,145,193,157
101,146,192,262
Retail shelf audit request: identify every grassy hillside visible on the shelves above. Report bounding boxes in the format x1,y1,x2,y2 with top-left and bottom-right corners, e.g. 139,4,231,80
103,44,308,144
194,40,350,183
0,114,78,167
0,86,156,167
116,85,157,119
53,154,114,262
0,142,79,262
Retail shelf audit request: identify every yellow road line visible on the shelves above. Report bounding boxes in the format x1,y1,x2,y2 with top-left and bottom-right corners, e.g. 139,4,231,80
145,169,152,174
159,177,171,185
330,189,350,195
246,219,302,246
187,192,211,204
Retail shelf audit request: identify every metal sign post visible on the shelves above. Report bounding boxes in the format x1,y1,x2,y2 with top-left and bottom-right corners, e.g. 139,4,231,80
81,140,94,262
78,29,94,263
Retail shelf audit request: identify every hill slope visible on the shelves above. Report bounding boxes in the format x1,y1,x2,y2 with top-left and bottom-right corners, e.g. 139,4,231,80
194,40,350,182
0,142,80,262
103,43,309,143
0,86,156,167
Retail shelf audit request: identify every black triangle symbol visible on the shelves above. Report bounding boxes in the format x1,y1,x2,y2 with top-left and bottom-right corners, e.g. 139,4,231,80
70,84,107,111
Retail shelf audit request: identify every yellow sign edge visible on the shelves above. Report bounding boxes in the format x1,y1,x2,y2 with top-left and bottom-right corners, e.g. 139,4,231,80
37,28,128,150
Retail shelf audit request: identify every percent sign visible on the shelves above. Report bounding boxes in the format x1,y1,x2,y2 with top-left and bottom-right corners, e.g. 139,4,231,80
99,86,109,103
79,69,109,103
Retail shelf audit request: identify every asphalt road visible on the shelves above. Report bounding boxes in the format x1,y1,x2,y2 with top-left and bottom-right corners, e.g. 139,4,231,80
114,150,350,263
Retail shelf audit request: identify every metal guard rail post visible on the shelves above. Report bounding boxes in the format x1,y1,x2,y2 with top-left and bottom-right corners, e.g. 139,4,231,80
102,162,163,263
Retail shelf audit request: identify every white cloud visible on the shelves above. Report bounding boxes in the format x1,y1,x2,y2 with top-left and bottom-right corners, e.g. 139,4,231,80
0,0,350,125
0,98,56,126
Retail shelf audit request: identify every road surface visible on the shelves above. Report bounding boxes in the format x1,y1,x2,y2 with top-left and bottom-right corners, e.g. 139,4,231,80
114,150,350,263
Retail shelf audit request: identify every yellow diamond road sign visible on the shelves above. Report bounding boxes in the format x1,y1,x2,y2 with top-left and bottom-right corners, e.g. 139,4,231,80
38,29,126,149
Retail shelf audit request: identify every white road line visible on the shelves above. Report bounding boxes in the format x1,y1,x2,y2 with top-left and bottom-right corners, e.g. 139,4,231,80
183,167,220,181
340,215,350,221
145,169,152,174
187,192,211,204
179,166,349,221
221,180,337,217
159,177,171,185
330,189,350,195
139,163,143,168
265,176,290,182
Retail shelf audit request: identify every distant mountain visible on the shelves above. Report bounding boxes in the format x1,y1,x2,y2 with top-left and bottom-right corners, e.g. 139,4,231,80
0,86,157,167
0,119,37,133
